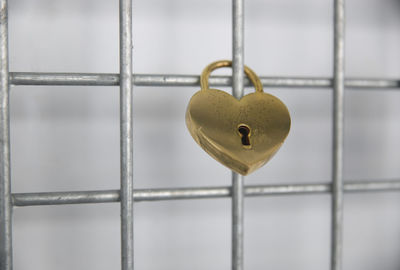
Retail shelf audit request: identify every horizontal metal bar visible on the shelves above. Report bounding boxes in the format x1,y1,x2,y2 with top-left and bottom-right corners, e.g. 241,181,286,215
13,190,120,205
9,72,400,89
11,180,400,207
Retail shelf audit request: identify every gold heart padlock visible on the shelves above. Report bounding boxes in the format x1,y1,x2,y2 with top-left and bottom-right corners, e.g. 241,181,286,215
186,60,291,175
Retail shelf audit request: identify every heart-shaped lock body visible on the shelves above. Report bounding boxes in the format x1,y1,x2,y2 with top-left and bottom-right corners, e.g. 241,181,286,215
186,60,291,175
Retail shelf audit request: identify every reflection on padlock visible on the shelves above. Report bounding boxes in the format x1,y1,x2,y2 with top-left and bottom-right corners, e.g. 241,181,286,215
186,60,291,175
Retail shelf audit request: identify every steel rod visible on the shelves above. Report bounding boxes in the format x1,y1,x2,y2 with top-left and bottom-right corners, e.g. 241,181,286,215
11,180,400,207
232,174,244,270
232,0,245,268
119,0,134,269
9,72,400,89
332,0,345,269
0,0,12,269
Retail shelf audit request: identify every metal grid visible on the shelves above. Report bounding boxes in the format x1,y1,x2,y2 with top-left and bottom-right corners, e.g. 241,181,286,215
1,0,400,270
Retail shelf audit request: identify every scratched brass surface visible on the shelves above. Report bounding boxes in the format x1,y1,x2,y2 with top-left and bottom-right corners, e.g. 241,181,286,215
186,60,291,175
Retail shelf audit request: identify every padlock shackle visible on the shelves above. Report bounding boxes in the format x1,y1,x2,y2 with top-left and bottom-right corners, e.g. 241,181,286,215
200,60,263,93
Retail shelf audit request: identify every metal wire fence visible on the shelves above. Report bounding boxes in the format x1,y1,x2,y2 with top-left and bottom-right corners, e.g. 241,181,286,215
1,0,400,270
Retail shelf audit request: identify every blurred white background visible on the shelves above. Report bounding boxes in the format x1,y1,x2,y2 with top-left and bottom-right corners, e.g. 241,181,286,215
7,0,400,269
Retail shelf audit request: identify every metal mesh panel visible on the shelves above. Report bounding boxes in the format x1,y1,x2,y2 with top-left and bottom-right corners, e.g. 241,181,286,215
1,1,399,270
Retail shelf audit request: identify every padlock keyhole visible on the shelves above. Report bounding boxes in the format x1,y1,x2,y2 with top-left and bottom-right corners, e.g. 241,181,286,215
238,124,251,147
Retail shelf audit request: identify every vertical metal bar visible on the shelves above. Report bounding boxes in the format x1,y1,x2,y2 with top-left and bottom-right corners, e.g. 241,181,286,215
232,0,244,269
119,0,134,269
231,174,244,270
0,0,12,269
332,0,345,270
